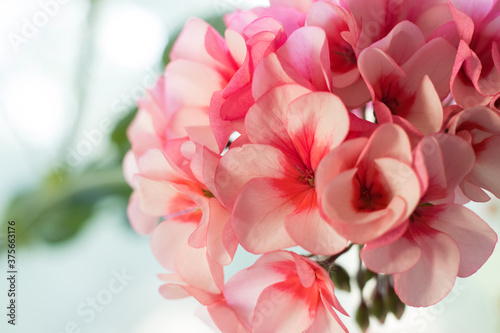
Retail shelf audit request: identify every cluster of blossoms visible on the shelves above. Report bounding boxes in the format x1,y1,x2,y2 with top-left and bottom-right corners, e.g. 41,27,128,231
123,0,500,331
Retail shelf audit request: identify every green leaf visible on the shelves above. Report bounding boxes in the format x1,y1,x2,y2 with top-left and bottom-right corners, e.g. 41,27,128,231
110,106,137,158
385,285,406,319
355,300,370,332
370,291,387,324
35,200,95,243
329,264,351,292
1,165,130,247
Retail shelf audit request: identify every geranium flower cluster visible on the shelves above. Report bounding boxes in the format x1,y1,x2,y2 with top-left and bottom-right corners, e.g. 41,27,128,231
123,0,500,331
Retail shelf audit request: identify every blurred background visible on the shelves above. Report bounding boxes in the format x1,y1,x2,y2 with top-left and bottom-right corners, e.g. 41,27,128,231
0,0,499,332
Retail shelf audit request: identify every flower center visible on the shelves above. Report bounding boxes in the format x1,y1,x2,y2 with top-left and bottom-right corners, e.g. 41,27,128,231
381,94,400,114
358,186,383,211
298,167,315,187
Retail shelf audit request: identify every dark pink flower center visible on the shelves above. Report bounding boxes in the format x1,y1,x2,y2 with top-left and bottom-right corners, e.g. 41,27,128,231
297,167,315,187
358,186,384,211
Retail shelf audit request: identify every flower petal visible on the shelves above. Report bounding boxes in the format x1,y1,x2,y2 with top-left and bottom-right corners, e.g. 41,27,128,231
215,144,291,209
285,207,348,255
252,281,315,333
287,92,350,170
422,204,497,277
127,192,157,235
276,26,332,91
394,224,460,307
232,177,297,253
306,298,348,333
361,232,422,274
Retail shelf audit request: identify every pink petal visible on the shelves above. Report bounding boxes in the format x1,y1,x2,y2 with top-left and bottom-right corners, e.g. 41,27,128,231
252,53,315,102
320,167,402,243
206,199,236,266
449,1,475,43
215,144,291,209
451,41,490,107
151,220,197,272
246,84,311,151
461,180,492,202
208,302,249,333
359,123,413,165
421,204,497,277
159,283,221,306
401,37,457,99
315,137,368,198
127,192,157,235
123,150,139,187
185,126,218,155
406,75,443,135
135,176,177,216
285,207,348,255
286,92,350,170
331,78,372,109
170,18,235,78
468,135,500,197
223,255,291,329
361,233,422,274
450,0,496,25
130,132,163,159
417,133,475,203
174,244,222,295
270,0,312,12
357,47,406,100
231,177,297,253
416,4,455,40
276,26,332,91
168,105,210,138
165,59,226,111
137,148,175,180
220,83,255,123
369,21,425,65
209,91,236,153
394,224,460,307
306,299,348,333
162,138,196,180
252,281,315,333
291,252,316,288
225,29,247,66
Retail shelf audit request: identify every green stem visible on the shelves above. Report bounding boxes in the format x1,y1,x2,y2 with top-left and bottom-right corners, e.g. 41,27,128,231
317,243,354,267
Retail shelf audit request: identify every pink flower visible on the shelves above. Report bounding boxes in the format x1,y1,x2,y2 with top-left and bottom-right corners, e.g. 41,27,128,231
208,251,348,333
361,134,497,306
357,21,456,136
215,84,349,255
251,26,333,101
305,0,455,108
316,123,422,244
151,217,224,306
306,0,370,108
446,106,500,201
449,0,500,107
225,0,310,36
126,77,169,159
128,127,238,265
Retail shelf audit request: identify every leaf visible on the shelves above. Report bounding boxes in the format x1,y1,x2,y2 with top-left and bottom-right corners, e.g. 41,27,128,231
370,291,387,324
355,300,370,332
329,264,351,292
